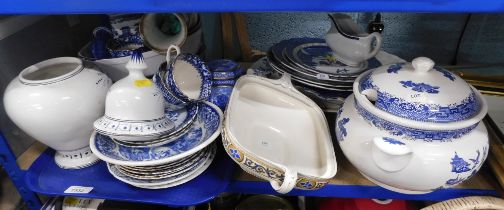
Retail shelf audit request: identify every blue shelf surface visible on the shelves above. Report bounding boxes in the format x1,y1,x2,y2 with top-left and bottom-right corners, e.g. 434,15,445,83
25,147,235,207
227,180,499,201
3,0,504,14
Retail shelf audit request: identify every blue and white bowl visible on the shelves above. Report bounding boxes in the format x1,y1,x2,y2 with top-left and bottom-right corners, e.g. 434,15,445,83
90,102,222,166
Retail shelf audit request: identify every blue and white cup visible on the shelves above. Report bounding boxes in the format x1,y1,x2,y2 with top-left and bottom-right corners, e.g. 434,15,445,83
164,45,212,103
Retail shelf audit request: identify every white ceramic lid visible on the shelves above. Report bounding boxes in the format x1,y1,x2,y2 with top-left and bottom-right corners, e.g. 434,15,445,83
358,57,480,123
103,51,166,121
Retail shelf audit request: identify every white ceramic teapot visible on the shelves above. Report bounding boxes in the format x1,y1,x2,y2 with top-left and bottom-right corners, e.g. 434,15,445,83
336,57,489,194
4,57,112,169
325,13,382,67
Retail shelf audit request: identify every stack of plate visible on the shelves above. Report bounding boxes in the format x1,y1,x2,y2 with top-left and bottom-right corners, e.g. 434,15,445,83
248,37,404,112
90,101,223,189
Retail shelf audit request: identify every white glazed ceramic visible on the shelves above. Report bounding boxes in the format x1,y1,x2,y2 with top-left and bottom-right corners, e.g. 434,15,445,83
140,13,188,53
325,13,382,67
336,57,489,194
4,57,112,169
223,74,337,194
93,52,174,140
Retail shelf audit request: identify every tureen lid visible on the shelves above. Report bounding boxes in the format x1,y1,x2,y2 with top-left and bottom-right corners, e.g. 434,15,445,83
358,57,480,123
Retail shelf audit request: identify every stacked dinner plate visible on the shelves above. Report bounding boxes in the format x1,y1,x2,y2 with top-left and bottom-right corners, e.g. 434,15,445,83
89,52,224,189
248,37,405,112
90,101,222,189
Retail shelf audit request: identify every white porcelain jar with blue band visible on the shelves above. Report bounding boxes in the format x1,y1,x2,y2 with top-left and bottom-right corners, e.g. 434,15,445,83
336,57,489,194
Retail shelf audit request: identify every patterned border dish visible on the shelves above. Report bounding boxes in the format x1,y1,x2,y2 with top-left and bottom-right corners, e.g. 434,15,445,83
90,102,222,166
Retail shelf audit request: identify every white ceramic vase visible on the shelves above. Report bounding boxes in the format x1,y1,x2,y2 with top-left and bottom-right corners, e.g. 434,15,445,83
4,57,112,169
336,57,489,194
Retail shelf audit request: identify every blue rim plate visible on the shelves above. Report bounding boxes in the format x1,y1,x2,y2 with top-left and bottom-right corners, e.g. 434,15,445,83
94,102,199,142
207,59,239,72
90,102,222,166
107,145,216,187
289,42,367,75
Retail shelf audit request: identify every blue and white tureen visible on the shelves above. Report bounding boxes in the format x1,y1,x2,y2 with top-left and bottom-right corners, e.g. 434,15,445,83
336,57,489,194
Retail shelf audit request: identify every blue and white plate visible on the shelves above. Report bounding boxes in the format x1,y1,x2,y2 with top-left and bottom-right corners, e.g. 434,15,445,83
90,102,222,166
107,144,216,188
94,102,198,143
289,42,367,74
116,145,213,179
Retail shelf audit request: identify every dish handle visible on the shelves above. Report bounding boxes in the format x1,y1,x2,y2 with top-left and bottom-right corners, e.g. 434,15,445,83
166,45,181,64
270,168,297,194
367,32,382,60
371,136,412,172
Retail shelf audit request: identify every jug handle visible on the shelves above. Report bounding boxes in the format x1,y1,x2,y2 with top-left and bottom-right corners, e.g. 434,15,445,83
368,32,383,59
270,168,297,194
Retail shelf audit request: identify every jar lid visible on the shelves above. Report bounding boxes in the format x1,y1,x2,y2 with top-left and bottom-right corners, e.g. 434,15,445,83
358,57,480,123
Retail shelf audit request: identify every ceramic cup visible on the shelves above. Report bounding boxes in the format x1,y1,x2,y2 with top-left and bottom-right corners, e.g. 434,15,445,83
164,45,212,103
140,14,188,53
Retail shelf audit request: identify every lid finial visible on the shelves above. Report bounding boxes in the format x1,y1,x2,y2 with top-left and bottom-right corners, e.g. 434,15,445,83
412,57,434,74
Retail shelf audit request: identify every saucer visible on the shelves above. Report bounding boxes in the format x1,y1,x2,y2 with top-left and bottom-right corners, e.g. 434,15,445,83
90,102,222,166
107,144,216,187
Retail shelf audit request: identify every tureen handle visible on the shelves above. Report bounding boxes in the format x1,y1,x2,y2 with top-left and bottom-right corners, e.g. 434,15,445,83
270,168,297,194
412,57,435,74
371,137,413,172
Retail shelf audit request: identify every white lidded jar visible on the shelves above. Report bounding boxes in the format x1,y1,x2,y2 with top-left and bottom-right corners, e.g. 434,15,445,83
4,57,112,169
336,57,489,194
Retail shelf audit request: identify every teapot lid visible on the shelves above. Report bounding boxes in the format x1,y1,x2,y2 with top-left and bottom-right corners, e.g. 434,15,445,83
358,57,480,123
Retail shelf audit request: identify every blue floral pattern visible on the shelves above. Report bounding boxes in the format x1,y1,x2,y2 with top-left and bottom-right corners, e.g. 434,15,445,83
383,137,405,145
359,72,480,123
208,86,233,111
94,102,221,163
354,98,478,141
165,53,213,102
336,117,350,141
387,63,404,74
434,66,456,81
399,80,440,94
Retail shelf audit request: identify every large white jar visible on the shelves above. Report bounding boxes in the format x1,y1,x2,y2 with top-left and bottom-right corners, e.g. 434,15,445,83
336,57,489,194
4,57,112,169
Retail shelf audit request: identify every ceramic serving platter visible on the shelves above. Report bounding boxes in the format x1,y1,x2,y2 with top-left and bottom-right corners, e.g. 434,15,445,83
223,74,337,193
90,102,222,166
107,144,216,188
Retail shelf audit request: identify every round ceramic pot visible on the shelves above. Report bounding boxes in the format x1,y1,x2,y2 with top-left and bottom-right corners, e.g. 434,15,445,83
4,57,112,169
164,45,212,103
336,57,489,194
